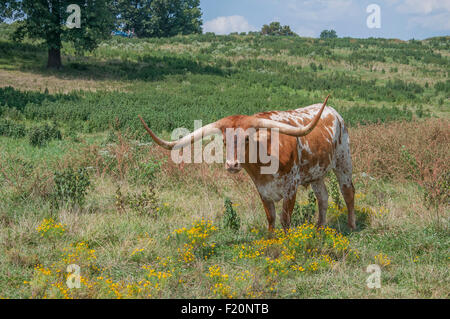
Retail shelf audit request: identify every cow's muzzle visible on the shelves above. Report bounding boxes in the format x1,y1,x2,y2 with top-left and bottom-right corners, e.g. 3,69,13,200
225,160,242,173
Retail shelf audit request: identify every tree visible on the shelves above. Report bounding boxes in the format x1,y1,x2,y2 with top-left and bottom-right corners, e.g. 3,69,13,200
113,0,202,38
112,0,152,37
320,29,337,39
261,22,296,36
1,1,115,69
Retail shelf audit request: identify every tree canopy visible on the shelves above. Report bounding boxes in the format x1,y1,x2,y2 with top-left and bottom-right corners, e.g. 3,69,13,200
0,0,203,69
113,0,202,38
320,29,338,39
261,22,296,36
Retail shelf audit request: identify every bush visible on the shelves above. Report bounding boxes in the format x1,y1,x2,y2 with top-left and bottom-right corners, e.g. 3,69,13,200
291,191,316,227
28,123,62,147
0,118,26,138
328,173,343,208
320,30,337,39
222,198,240,231
53,167,91,209
421,169,449,209
129,158,162,185
115,185,159,215
339,105,414,126
434,80,450,93
261,22,296,36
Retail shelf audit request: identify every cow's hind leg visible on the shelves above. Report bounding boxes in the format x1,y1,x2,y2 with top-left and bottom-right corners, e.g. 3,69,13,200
311,179,328,228
335,126,356,230
281,191,297,232
259,196,276,233
334,169,356,230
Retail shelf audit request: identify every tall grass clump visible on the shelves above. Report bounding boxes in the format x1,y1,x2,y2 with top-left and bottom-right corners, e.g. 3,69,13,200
222,198,241,231
28,123,62,147
351,118,449,209
291,191,316,227
52,167,91,210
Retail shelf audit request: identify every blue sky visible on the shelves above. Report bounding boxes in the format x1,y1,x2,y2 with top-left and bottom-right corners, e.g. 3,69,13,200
200,0,450,39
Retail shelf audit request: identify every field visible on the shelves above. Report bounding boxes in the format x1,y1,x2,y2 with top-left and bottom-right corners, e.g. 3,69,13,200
0,26,449,298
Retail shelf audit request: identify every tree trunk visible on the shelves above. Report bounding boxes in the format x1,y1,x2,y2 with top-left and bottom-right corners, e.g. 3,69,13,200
47,48,62,69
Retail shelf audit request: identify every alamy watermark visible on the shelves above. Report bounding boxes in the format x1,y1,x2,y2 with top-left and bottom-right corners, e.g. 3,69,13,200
169,121,280,175
66,4,81,29
366,264,381,289
66,264,81,289
366,4,381,29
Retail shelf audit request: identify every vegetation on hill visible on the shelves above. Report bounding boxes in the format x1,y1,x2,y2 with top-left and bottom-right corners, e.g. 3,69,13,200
320,30,337,39
261,22,296,36
112,0,203,38
0,27,448,299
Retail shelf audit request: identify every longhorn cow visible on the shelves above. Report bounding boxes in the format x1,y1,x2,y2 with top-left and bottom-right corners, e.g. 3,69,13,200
138,95,356,231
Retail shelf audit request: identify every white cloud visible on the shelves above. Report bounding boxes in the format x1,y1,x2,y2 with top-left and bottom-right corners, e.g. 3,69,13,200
396,0,450,14
271,0,357,37
387,0,450,32
408,12,450,31
282,0,357,21
203,16,257,35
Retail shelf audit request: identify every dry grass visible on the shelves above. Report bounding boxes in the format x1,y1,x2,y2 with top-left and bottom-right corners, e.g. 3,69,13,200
350,118,449,208
351,118,449,179
0,119,449,299
0,69,126,93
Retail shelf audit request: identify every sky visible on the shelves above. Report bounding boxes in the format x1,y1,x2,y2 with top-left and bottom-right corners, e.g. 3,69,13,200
200,0,450,40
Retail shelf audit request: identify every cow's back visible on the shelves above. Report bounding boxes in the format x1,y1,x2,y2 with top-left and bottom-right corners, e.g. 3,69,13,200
256,104,347,185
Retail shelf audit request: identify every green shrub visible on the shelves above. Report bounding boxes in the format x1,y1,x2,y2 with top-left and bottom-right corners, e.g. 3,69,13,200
0,86,78,112
0,118,26,138
291,191,316,227
115,185,159,215
130,159,162,185
434,80,450,93
28,123,62,147
328,173,343,209
53,168,91,209
339,105,413,126
222,198,240,231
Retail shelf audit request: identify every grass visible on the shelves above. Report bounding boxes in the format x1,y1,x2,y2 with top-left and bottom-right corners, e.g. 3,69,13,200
0,29,449,299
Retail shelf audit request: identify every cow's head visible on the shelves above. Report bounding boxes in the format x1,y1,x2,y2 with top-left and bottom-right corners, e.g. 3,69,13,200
138,95,329,174
218,117,277,174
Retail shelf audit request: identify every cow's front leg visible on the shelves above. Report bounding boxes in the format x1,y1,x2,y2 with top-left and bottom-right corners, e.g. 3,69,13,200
259,195,276,233
281,191,297,233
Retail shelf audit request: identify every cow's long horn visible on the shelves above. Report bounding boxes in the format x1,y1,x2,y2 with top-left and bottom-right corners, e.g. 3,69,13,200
249,94,330,137
138,115,220,150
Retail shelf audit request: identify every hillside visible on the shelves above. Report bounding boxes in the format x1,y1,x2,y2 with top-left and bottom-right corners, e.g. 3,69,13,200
0,31,449,299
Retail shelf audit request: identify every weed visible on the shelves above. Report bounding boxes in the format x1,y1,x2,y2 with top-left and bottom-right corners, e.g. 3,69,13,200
53,167,91,209
28,123,62,147
291,191,316,227
328,173,343,208
222,198,241,231
130,159,162,185
0,118,26,138
115,185,159,215
36,218,66,240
